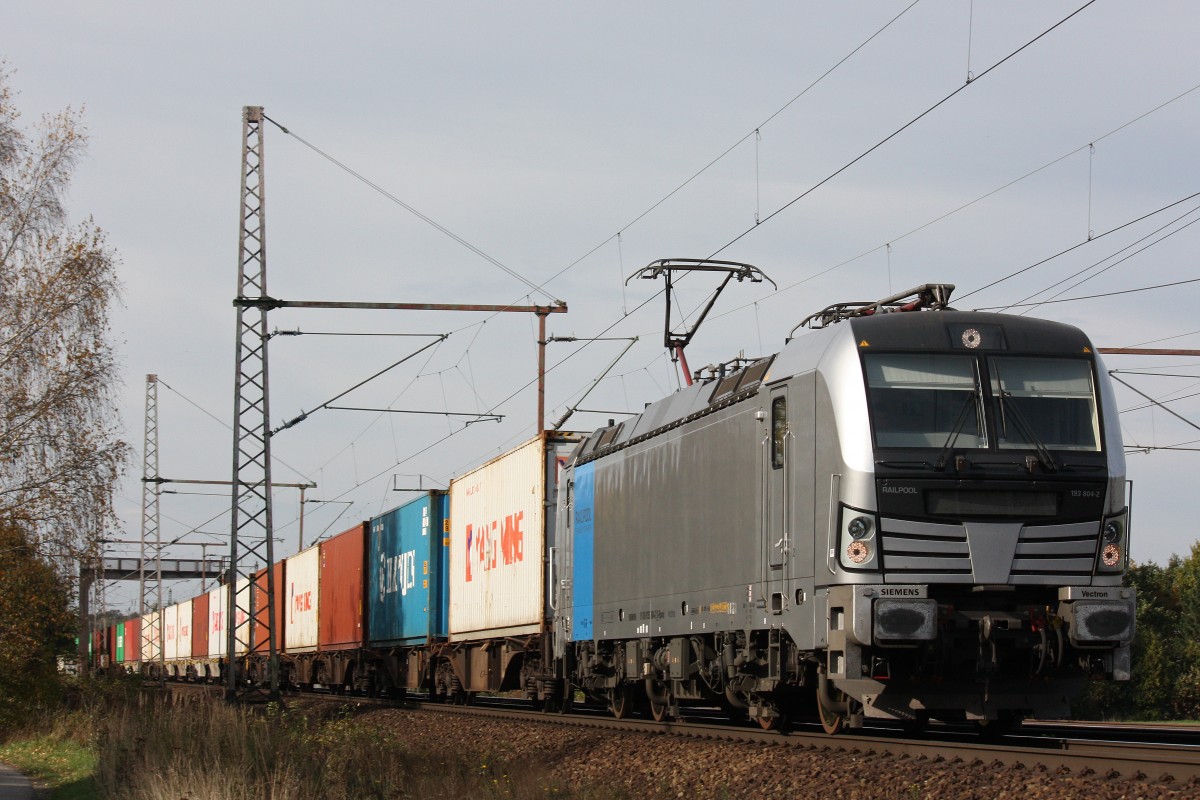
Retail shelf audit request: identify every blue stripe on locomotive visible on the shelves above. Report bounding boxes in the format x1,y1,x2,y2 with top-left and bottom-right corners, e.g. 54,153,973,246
367,492,449,646
571,462,595,641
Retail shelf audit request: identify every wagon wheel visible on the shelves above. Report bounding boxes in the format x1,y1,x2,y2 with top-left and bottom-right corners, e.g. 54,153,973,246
608,686,633,719
816,686,847,736
648,696,670,722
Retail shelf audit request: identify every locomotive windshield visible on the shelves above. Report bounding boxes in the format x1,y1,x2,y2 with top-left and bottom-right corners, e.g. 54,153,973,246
989,356,1100,451
864,354,985,449
864,353,1101,453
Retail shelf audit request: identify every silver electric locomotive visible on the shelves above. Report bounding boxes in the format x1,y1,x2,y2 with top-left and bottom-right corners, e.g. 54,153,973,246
554,284,1134,733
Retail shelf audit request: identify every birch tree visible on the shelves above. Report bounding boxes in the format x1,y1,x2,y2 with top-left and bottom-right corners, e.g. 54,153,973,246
0,67,128,563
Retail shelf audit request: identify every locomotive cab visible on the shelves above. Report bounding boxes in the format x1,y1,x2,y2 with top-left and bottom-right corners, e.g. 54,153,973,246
813,297,1134,732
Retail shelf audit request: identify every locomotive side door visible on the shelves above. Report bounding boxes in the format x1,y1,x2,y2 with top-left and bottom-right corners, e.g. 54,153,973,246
552,476,574,660
766,386,790,576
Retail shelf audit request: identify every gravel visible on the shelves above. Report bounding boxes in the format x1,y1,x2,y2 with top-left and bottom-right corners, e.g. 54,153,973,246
351,705,1200,800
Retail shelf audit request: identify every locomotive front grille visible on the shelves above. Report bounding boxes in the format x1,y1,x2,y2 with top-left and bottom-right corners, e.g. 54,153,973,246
1011,522,1100,577
879,517,1100,584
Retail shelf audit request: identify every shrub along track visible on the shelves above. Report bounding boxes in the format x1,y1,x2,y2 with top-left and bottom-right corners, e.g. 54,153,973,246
164,682,1200,798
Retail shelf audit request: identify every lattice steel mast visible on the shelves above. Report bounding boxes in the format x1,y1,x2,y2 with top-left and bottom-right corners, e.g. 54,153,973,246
137,373,164,679
227,106,280,701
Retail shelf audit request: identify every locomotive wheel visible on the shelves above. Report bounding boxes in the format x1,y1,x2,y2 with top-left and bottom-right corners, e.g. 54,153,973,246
816,688,846,735
645,679,671,721
608,686,633,719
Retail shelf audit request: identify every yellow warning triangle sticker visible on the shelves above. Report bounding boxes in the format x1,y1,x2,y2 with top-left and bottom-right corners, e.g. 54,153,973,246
859,340,870,347
1083,346,1092,353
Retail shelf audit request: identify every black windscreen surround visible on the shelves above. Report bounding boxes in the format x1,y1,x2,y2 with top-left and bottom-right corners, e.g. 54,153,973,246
862,351,1101,454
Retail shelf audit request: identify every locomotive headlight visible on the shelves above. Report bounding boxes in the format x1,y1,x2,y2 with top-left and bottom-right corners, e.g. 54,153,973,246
848,516,872,540
838,505,879,570
846,541,870,564
1098,511,1129,572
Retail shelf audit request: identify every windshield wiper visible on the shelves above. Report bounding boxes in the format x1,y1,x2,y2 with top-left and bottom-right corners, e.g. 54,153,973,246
934,391,980,471
992,363,1057,473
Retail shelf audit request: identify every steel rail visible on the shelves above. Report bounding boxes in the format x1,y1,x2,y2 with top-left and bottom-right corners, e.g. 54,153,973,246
159,682,1200,785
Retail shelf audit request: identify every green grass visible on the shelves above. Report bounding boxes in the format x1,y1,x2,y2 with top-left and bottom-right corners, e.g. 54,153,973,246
0,734,98,799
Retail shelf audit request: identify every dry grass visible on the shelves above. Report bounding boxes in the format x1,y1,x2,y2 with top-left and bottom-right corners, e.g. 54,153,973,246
91,693,603,800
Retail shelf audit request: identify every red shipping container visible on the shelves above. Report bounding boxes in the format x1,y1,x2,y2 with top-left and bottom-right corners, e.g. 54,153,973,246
124,618,141,663
252,561,286,653
319,522,367,651
92,629,105,667
191,591,210,658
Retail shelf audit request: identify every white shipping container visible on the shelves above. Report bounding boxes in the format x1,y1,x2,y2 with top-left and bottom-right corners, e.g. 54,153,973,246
176,599,193,663
163,604,179,661
234,577,251,656
449,434,573,640
208,584,227,659
285,546,320,652
141,610,161,661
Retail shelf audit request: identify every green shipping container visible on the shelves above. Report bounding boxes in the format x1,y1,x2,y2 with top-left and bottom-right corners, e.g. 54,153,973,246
116,624,125,662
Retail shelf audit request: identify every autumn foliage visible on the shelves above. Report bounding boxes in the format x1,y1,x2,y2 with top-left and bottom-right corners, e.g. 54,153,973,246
0,65,127,724
0,66,128,563
0,523,75,728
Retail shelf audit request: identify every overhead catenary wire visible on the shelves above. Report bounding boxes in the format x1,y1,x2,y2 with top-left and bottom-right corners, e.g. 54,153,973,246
204,2,1186,559
261,114,556,305
271,335,448,435
156,378,315,484
996,203,1200,313
955,190,1200,304
704,0,1099,261
973,277,1200,310
705,82,1200,325
506,0,923,306
261,0,1094,485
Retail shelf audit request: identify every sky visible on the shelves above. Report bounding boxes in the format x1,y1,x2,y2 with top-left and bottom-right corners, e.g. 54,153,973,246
6,1,1200,614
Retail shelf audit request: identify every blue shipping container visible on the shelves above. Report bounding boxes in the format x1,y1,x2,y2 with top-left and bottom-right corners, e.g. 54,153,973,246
367,492,449,646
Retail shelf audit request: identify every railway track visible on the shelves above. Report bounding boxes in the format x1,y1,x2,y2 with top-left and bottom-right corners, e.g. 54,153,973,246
162,681,1200,786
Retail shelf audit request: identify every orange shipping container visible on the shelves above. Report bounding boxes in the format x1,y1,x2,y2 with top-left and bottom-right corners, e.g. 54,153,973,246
123,617,141,663
319,523,367,651
191,591,210,658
